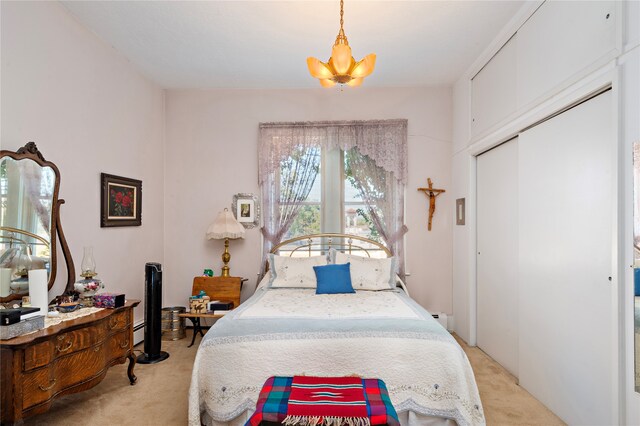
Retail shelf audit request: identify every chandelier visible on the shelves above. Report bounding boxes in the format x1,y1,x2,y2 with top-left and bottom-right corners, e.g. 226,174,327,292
306,0,376,88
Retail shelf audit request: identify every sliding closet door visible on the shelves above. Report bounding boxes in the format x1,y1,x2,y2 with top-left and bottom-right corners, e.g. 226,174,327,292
518,91,615,425
477,138,519,377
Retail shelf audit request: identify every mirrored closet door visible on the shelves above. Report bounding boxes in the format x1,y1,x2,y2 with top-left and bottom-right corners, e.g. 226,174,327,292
633,143,640,394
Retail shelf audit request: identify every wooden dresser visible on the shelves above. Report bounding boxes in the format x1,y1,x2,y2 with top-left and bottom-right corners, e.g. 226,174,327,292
0,300,140,424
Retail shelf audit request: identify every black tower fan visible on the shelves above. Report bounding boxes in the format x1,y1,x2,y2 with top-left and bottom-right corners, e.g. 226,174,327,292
137,262,169,364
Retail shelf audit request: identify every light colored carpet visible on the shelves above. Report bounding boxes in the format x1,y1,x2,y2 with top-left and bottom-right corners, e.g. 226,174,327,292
23,333,564,425
453,335,564,426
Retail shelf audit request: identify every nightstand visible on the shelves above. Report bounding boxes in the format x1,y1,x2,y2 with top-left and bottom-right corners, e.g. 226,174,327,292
179,276,244,347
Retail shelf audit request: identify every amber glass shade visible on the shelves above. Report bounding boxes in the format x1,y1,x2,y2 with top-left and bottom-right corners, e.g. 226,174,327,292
330,43,353,74
351,54,376,78
307,57,334,80
320,79,337,88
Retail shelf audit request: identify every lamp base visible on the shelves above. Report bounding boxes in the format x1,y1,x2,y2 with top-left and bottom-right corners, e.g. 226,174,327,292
221,238,231,277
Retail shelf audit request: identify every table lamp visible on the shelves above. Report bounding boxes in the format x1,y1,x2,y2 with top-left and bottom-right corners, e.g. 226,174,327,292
206,208,245,277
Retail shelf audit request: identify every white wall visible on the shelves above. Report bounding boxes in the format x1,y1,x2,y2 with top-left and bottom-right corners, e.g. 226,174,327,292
451,78,473,343
1,1,165,322
164,87,453,313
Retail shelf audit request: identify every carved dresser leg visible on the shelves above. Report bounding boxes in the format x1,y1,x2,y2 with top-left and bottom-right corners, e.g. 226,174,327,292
127,353,137,385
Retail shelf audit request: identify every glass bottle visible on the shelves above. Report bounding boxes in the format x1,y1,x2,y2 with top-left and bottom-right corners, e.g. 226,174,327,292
13,245,32,279
80,246,97,278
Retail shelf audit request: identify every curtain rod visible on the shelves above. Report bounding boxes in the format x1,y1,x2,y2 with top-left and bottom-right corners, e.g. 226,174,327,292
259,119,407,129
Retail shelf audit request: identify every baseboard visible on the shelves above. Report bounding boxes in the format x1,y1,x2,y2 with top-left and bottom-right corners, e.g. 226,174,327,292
133,320,144,346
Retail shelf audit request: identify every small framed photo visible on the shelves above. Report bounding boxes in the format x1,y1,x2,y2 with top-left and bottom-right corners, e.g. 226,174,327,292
101,173,142,227
232,193,260,229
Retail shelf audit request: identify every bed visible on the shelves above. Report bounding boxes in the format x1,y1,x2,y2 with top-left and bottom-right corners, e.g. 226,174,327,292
188,234,485,426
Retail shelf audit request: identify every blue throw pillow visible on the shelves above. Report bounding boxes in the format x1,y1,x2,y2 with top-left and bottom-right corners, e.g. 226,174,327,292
313,263,355,295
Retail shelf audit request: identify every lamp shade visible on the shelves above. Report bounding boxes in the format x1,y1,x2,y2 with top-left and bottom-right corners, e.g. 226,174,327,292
206,209,245,240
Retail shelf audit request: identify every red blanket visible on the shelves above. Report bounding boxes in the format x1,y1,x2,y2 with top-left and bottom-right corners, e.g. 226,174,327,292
286,376,368,422
247,376,399,426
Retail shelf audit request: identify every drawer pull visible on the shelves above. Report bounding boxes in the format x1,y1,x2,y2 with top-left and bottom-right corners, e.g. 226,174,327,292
39,379,56,391
56,337,73,353
119,339,129,349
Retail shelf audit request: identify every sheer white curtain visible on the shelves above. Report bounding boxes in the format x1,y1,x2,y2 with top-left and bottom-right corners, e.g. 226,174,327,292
259,119,408,275
344,147,408,277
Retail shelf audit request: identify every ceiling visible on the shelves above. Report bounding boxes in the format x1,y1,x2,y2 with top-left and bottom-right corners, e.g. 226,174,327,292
61,1,524,89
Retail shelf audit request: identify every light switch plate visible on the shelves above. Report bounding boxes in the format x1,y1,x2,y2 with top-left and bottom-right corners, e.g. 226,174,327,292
456,198,465,225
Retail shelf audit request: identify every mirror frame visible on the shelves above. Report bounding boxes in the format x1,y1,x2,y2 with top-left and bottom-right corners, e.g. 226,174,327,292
0,142,76,302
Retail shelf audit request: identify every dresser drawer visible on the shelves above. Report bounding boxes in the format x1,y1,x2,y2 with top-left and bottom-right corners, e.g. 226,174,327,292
106,330,131,361
53,325,106,358
24,325,106,371
24,341,52,371
22,367,55,409
22,345,105,410
105,310,130,334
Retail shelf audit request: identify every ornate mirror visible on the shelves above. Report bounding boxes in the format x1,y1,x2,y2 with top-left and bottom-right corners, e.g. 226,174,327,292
0,142,75,302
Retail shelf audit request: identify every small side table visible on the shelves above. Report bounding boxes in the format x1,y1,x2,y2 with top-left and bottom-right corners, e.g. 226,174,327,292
179,276,245,347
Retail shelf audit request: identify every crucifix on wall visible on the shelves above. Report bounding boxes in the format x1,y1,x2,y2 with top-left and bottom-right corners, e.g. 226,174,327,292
418,178,446,231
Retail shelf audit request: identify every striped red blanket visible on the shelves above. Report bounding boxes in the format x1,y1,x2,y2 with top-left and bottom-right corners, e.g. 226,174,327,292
247,376,399,426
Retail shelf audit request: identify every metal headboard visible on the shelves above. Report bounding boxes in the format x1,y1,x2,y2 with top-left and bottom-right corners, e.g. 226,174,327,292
270,233,391,258
264,233,405,294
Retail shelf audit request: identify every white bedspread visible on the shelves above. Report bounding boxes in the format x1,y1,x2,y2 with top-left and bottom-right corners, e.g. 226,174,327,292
188,288,485,426
239,288,420,320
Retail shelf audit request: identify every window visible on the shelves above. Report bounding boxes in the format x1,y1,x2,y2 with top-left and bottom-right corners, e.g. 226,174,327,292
259,120,408,274
281,148,389,258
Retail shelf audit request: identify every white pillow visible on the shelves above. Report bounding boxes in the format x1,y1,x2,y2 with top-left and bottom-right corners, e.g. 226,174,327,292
332,249,396,291
268,254,326,288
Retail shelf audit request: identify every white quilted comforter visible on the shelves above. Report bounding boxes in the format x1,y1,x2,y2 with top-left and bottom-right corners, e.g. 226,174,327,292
188,287,485,426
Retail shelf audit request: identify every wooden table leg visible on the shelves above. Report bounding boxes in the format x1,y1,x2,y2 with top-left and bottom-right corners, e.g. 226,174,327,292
127,353,137,385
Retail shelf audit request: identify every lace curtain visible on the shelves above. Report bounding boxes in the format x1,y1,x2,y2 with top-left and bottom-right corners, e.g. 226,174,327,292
261,145,321,262
259,119,408,273
345,148,408,277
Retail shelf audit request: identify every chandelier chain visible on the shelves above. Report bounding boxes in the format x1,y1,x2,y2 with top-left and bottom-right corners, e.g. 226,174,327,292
340,0,344,32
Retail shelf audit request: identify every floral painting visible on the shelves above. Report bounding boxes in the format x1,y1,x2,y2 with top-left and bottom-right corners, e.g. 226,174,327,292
109,184,136,218
101,173,142,227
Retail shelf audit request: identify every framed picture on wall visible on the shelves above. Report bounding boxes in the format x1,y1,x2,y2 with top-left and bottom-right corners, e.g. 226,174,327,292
232,193,260,229
101,173,142,227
